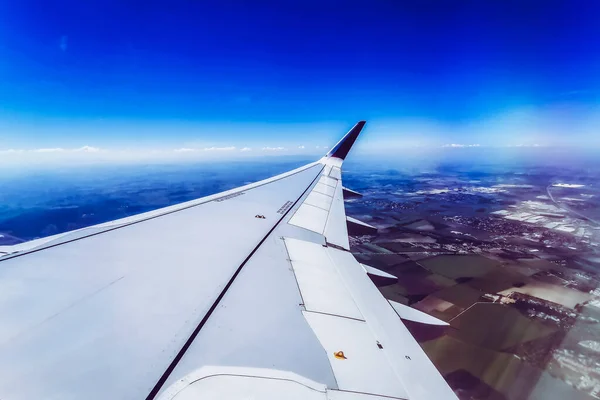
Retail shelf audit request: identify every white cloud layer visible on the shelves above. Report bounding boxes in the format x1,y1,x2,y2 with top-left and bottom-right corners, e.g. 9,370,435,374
174,146,237,152
0,144,314,166
34,148,65,153
77,146,101,152
442,143,545,148
27,146,102,153
442,143,481,148
203,146,236,151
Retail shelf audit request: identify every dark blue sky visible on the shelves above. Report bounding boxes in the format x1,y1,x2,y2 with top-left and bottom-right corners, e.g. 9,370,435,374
1,1,599,157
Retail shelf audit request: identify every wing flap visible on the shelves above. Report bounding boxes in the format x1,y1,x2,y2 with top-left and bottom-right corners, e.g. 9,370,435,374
288,168,341,235
323,180,350,250
303,311,408,399
314,182,336,197
304,191,334,211
285,238,363,320
288,203,329,234
328,166,342,180
326,247,458,399
318,175,338,188
285,237,448,399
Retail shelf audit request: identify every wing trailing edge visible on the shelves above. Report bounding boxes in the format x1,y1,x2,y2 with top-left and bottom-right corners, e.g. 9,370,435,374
346,216,377,235
342,186,362,199
389,300,450,326
361,263,398,286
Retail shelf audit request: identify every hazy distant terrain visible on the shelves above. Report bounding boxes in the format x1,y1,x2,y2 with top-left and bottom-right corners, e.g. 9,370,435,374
0,158,313,243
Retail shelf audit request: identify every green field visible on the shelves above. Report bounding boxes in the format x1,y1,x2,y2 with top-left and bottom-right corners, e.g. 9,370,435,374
450,303,557,351
421,335,593,400
419,254,500,279
467,268,529,293
434,283,484,308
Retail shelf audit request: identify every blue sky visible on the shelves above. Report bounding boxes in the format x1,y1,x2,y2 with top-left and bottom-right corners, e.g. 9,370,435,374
1,1,599,163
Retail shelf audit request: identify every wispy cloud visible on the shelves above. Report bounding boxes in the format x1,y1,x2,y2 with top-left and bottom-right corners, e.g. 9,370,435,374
442,143,481,148
76,146,100,152
0,149,24,154
203,146,236,151
0,143,317,166
32,146,101,153
34,148,66,153
174,146,236,153
442,142,547,149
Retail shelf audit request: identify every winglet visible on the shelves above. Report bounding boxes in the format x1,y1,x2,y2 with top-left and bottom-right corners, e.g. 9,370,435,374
326,121,366,160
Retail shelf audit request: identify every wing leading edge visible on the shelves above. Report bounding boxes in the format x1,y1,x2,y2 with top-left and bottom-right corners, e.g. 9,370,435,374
0,121,457,400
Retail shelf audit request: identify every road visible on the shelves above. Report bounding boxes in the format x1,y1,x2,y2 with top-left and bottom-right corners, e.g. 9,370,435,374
546,184,600,227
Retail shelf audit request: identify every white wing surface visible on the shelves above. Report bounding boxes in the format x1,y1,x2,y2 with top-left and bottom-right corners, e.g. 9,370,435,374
0,121,458,400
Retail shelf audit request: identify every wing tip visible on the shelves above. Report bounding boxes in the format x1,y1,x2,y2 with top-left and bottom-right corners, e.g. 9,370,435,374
326,120,366,160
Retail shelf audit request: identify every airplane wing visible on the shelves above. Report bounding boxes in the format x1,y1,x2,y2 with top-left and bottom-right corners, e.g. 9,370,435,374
0,121,458,400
